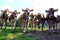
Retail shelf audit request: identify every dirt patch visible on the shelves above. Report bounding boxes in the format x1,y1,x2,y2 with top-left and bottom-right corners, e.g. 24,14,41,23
23,30,60,40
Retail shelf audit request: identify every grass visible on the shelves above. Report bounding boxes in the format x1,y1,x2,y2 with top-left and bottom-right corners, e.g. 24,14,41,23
0,27,48,40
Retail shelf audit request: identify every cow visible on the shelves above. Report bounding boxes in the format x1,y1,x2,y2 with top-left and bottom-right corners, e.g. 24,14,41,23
8,10,18,29
45,8,58,32
19,8,33,32
28,13,34,30
0,9,8,29
33,13,46,31
56,15,60,29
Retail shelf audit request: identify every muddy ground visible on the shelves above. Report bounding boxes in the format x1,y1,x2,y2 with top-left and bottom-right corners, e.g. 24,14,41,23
23,30,60,40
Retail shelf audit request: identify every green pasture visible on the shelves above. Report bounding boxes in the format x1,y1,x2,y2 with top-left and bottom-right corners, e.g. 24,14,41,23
0,27,48,40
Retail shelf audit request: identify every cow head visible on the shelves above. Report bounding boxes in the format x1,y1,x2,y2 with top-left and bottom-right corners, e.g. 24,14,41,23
45,8,58,18
1,10,8,19
22,8,34,15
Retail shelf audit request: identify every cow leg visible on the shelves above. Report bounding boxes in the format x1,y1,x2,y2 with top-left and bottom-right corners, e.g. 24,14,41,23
55,23,57,30
2,20,6,29
31,22,33,30
13,22,16,29
2,19,7,29
54,22,57,30
48,24,51,33
0,20,2,29
53,23,55,30
5,22,7,29
38,22,40,29
11,20,14,29
49,23,54,33
19,19,22,29
1,22,3,29
22,21,25,32
32,21,34,28
25,21,28,31
28,21,30,27
49,24,51,31
20,22,22,29
28,21,30,28
53,24,54,30
34,22,36,30
5,20,7,29
42,23,44,32
14,20,16,29
27,22,29,30
11,20,16,30
11,21,13,29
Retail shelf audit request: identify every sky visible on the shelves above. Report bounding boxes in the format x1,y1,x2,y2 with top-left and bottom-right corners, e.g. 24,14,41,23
0,0,60,17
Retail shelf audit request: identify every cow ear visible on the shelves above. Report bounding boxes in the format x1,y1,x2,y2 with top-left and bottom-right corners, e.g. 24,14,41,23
31,9,34,11
17,12,20,14
1,10,4,12
45,10,49,12
30,9,34,12
56,9,58,11
54,9,58,12
22,9,25,11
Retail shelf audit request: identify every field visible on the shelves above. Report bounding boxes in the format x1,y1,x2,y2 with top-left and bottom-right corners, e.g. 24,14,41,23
0,27,48,40
0,27,60,40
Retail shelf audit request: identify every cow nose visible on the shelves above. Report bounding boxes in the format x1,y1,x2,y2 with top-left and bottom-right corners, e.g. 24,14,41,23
49,14,53,17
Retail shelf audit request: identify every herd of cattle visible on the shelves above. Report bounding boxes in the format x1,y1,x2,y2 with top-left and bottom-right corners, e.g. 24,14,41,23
0,8,60,32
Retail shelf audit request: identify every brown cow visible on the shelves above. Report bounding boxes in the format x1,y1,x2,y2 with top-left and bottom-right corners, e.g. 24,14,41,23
28,13,34,30
0,9,8,29
19,8,33,32
8,10,18,29
33,13,46,31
